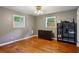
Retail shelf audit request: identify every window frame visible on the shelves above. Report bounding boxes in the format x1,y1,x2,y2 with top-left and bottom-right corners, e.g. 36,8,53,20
46,16,56,28
13,15,25,28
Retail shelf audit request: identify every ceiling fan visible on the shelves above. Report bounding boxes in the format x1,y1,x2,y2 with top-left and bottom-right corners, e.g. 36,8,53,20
35,6,43,15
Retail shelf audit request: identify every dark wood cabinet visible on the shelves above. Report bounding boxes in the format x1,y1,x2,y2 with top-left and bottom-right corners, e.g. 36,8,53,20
38,30,53,40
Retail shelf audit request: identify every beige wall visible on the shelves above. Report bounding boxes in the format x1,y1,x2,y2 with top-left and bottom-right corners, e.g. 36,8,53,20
0,7,36,43
34,10,77,38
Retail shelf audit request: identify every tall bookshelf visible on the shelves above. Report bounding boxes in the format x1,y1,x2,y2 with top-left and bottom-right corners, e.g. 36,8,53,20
57,19,77,44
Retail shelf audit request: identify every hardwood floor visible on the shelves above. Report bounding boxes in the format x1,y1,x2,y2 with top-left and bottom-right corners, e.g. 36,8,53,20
0,36,79,53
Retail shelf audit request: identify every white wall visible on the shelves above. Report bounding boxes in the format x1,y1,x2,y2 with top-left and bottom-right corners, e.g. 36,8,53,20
77,8,79,47
0,7,35,44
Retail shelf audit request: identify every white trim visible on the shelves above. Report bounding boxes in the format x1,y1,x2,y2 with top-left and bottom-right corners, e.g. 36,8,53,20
0,35,37,47
52,38,57,40
13,15,25,28
77,41,79,47
77,44,79,47
33,35,38,36
45,16,56,28
0,35,56,47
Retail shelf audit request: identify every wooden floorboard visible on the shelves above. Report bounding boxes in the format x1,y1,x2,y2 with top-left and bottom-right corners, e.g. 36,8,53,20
0,36,79,53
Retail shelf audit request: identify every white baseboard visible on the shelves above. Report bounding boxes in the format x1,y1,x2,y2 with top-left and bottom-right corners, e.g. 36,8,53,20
33,35,38,36
77,44,79,47
0,35,37,47
77,42,79,47
0,35,56,47
52,38,57,40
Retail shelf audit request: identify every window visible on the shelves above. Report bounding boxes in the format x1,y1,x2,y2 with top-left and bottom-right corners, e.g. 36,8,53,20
46,16,56,28
13,15,25,28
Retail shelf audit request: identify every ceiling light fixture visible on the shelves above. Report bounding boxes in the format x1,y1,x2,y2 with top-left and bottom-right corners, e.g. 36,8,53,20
35,6,43,15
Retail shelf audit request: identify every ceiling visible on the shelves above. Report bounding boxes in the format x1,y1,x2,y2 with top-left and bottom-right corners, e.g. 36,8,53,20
3,6,78,16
